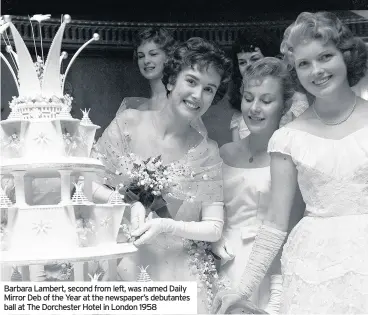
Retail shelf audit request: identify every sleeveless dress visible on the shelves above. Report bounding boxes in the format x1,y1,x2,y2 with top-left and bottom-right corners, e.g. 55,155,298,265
94,111,224,313
219,163,271,309
268,126,368,314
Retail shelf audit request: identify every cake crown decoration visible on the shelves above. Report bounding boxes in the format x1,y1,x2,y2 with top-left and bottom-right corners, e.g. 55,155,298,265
0,14,100,98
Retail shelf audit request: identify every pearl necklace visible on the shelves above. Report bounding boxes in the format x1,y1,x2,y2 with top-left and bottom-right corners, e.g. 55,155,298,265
312,96,357,126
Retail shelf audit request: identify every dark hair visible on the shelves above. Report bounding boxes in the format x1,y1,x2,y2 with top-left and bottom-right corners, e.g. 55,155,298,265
243,57,295,113
133,27,176,59
162,37,233,105
281,11,368,89
229,29,281,112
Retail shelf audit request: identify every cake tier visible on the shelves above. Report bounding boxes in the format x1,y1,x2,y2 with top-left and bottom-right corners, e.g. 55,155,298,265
5,203,128,254
0,157,104,174
1,118,99,161
7,205,78,251
8,96,73,121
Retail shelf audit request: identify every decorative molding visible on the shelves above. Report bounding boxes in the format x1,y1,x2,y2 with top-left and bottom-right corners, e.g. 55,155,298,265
2,15,368,51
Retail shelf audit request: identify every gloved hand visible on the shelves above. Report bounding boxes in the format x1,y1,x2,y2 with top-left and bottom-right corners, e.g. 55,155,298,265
211,289,243,314
131,208,224,246
264,274,283,314
212,236,235,265
131,216,173,246
211,225,286,314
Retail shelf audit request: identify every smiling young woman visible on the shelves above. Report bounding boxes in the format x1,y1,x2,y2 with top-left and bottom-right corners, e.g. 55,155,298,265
212,11,368,314
93,37,232,313
212,57,299,314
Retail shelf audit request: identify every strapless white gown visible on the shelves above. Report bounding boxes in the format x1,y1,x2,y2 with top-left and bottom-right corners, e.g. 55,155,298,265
219,163,271,309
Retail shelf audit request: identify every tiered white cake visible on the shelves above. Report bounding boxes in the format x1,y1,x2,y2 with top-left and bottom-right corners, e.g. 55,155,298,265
0,15,134,267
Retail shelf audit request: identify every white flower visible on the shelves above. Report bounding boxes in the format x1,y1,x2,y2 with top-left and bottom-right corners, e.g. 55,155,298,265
30,14,51,23
146,162,156,172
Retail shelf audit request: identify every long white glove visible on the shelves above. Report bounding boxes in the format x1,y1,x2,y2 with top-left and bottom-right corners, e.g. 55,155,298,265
211,224,286,314
265,274,283,314
131,202,224,246
211,236,235,265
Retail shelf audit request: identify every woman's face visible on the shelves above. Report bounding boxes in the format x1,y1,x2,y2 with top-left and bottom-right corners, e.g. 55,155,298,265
167,64,221,122
137,40,167,80
293,39,348,98
237,49,264,77
241,76,284,135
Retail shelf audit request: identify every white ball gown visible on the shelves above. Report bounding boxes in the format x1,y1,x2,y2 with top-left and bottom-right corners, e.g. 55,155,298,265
219,162,271,309
95,111,225,313
268,126,368,313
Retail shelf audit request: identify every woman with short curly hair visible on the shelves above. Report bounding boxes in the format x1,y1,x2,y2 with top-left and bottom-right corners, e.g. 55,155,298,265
94,37,232,313
212,57,301,314
213,11,368,314
228,29,310,141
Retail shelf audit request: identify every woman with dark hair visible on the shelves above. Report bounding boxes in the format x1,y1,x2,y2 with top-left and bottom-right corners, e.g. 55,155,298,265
94,37,232,313
117,27,207,135
229,29,309,141
213,11,368,314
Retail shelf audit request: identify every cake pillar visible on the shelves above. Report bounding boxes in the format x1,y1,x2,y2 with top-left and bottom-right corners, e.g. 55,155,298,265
82,172,97,201
12,171,27,206
59,170,73,204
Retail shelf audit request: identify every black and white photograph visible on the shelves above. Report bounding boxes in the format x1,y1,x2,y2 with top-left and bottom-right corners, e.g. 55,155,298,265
1,0,368,314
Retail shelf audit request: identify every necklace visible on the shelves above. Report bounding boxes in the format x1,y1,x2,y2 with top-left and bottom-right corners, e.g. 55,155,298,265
312,96,357,126
248,137,265,163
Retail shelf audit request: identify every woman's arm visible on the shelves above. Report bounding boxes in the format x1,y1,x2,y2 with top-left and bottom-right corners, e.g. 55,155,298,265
265,182,305,314
131,201,224,246
264,152,299,231
231,128,241,142
212,152,299,314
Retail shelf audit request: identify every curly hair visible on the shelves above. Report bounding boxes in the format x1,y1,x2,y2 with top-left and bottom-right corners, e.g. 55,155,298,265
229,29,281,112
242,57,295,113
162,37,233,105
133,27,177,60
281,11,368,88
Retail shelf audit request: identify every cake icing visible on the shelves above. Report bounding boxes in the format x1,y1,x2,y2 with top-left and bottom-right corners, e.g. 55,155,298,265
0,14,132,264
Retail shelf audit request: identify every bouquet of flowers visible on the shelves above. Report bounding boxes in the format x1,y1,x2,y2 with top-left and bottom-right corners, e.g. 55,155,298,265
121,155,172,218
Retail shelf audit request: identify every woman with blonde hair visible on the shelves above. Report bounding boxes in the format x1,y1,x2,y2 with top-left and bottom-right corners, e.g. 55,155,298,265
213,57,304,314
213,11,368,314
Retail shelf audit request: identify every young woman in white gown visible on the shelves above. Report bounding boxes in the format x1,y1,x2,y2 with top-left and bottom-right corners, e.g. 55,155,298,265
117,27,175,113
212,11,368,314
212,57,304,314
228,30,309,141
94,37,232,313
116,27,207,135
